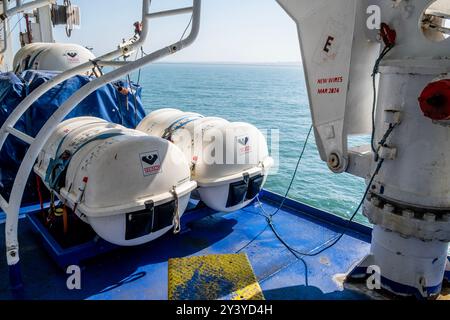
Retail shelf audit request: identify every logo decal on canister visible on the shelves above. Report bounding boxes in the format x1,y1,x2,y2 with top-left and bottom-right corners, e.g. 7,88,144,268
237,135,251,154
65,51,80,63
140,151,162,176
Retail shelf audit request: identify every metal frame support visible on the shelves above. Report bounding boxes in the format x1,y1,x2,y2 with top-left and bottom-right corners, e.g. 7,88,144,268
0,0,54,21
0,0,201,291
1,0,54,61
0,0,9,54
146,6,193,19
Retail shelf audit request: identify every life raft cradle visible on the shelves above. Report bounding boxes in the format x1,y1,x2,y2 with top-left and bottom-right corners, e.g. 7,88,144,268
0,0,201,294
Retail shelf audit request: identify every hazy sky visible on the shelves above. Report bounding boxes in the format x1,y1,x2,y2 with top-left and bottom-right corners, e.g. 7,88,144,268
51,0,301,63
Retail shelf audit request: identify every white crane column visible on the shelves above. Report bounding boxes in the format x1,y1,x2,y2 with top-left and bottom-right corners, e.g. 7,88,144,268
277,0,450,298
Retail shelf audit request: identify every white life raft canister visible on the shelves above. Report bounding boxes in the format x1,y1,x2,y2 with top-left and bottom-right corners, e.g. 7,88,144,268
13,42,95,74
136,109,274,212
34,117,197,246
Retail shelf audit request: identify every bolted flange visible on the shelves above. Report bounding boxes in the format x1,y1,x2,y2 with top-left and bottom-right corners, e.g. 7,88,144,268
365,195,450,242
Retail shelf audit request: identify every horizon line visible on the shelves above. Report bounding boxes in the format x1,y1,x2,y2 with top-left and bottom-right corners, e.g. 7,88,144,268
152,61,302,67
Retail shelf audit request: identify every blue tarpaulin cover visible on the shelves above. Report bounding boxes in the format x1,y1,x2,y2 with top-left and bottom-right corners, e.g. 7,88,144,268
0,70,146,203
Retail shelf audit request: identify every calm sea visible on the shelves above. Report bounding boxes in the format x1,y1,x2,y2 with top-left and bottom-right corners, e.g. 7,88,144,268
137,63,369,224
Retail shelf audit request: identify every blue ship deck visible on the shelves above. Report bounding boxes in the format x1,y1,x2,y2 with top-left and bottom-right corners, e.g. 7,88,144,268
0,190,374,300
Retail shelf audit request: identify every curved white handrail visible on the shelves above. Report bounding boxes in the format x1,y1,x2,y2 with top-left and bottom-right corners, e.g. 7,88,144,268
1,0,201,277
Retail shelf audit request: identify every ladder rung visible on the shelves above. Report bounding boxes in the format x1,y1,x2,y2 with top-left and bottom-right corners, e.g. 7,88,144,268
427,11,450,20
146,6,193,19
6,126,35,145
97,60,128,68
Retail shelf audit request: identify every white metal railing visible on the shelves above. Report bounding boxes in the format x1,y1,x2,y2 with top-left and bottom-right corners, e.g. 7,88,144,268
0,0,201,288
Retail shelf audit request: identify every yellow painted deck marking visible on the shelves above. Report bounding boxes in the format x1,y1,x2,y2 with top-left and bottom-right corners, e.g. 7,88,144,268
168,253,264,300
